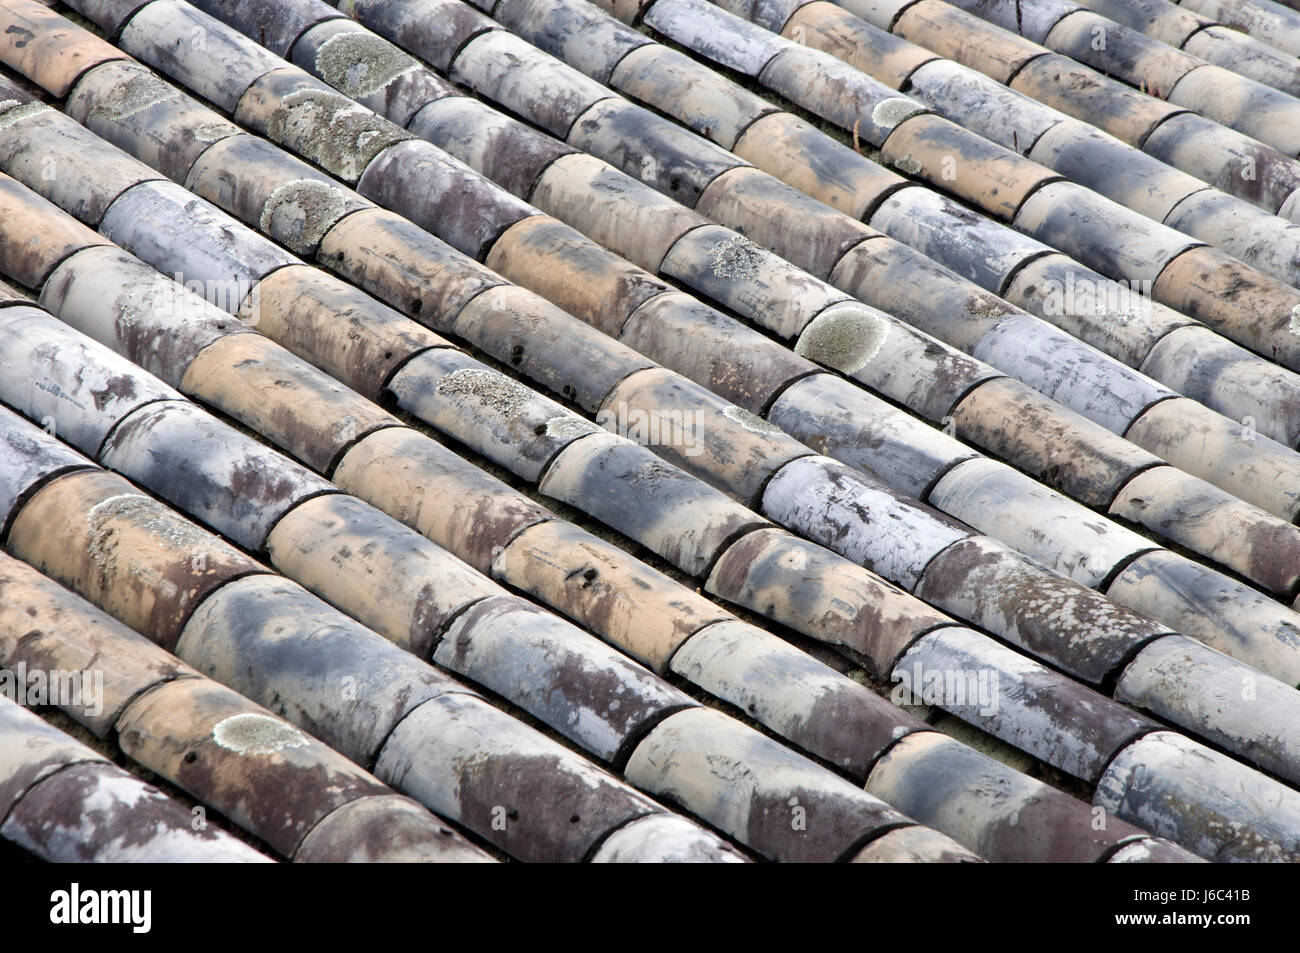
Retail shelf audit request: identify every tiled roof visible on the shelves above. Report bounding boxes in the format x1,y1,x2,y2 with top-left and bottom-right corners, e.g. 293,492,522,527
0,0,1299,862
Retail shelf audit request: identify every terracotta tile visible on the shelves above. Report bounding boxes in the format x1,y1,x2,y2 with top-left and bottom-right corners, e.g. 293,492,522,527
716,0,820,33
1182,25,1300,98
1167,64,1300,158
784,2,939,88
7,468,265,651
75,0,160,35
1074,0,1205,47
98,400,337,551
610,44,777,150
241,263,449,401
894,0,1047,83
1108,838,1205,863
733,112,906,223
450,281,656,410
387,347,601,482
589,814,746,862
671,619,927,779
495,0,654,83
375,692,659,862
483,214,674,339
0,406,93,537
0,0,129,97
644,0,788,75
0,305,179,455
538,430,770,577
1045,10,1200,96
913,535,1171,686
1164,187,1300,286
190,0,344,58
619,290,819,412
847,824,982,862
531,152,706,272
938,0,1080,44
905,58,1063,154
179,332,400,474
949,376,1160,508
342,0,496,73
67,60,243,186
1111,465,1300,595
1181,0,1300,57
292,794,495,863
408,96,575,200
434,594,695,760
332,426,553,573
0,694,106,821
825,0,922,31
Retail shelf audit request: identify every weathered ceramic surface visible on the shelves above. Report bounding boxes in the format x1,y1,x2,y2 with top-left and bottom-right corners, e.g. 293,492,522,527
671,619,926,777
266,493,501,658
868,185,1051,296
1163,187,1300,286
1108,838,1205,863
388,347,600,482
928,457,1155,587
1010,53,1184,145
769,371,976,498
240,263,449,401
0,405,94,538
835,0,926,31
1151,244,1300,373
895,626,1158,779
99,180,295,313
893,0,1049,83
761,44,931,150
179,329,399,474
569,97,749,209
189,0,344,57
645,0,788,75
0,102,162,227
0,551,195,737
1168,64,1300,158
41,246,250,390
234,70,411,184
72,0,161,34
452,30,617,139
599,366,812,505
293,794,496,863
1045,9,1201,96
706,527,958,673
538,430,770,577
949,376,1160,508
731,112,905,221
1013,180,1201,285
610,44,778,150
1095,731,1300,862
99,399,337,552
7,468,265,651
1115,634,1300,786
972,313,1176,434
116,0,283,111
784,2,939,89
793,290,1003,423
866,730,1151,861
495,0,654,83
409,95,576,200
0,139,107,284
761,454,973,590
589,813,747,862
493,518,730,672
0,694,107,821
531,152,705,272
316,208,507,330
1107,549,1300,688
333,427,554,574
184,133,373,256
0,305,180,457
620,291,820,412
177,573,469,764
0,0,128,97
624,706,915,862
913,535,1171,686
1110,465,1300,595
846,823,982,861
450,282,656,411
904,58,1063,154
435,594,695,761
116,676,389,858
375,692,661,862
1140,324,1300,448
1001,252,1194,368
293,19,457,128
483,215,674,339
1182,25,1300,99
1124,396,1300,521
697,166,882,281
1072,0,1205,47
357,138,537,261
714,0,820,32
1181,0,1300,58
340,0,495,73
1027,118,1206,222
939,0,1081,43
